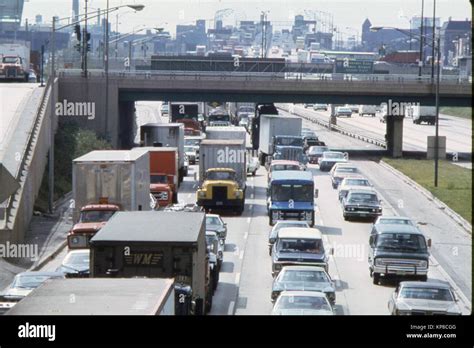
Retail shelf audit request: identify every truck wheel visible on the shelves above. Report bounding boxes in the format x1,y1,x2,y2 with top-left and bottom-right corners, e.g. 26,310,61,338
205,294,213,314
373,273,380,285
310,212,315,227
173,194,178,204
212,270,219,291
269,215,274,226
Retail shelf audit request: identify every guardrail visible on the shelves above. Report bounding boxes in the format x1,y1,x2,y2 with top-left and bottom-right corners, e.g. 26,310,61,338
57,69,472,85
278,105,387,149
2,80,52,228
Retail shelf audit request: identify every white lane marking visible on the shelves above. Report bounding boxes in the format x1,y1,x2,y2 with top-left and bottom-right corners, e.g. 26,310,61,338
251,194,254,199
247,217,251,224
228,301,235,315
243,232,248,240
193,184,197,189
239,250,244,260
235,272,241,284
249,204,253,210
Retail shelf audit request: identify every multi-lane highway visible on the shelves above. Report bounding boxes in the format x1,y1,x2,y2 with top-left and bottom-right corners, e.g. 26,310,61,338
4,100,471,316
37,101,473,315
283,104,472,153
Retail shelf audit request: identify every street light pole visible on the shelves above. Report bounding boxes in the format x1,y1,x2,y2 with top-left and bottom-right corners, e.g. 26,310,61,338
431,0,436,80
105,0,109,141
418,0,424,77
48,17,56,213
434,35,441,187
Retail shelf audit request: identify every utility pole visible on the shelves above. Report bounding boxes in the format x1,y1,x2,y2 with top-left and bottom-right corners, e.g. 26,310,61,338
418,0,424,77
431,0,436,80
434,35,440,187
105,0,109,141
83,0,89,77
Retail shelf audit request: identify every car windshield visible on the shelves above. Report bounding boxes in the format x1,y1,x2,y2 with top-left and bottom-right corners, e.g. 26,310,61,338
309,147,328,154
79,210,115,223
206,216,222,226
184,146,195,152
324,152,345,160
272,164,300,172
275,137,304,147
3,57,21,64
347,192,378,204
278,238,324,253
336,167,358,174
399,287,454,301
271,184,313,202
64,252,90,268
275,295,331,311
378,218,413,225
375,233,427,252
344,179,370,186
184,139,200,146
206,171,235,181
12,274,58,289
239,107,253,113
151,174,168,184
280,270,329,283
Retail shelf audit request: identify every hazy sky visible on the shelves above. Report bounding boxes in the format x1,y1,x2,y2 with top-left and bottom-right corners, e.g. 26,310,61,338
23,0,472,36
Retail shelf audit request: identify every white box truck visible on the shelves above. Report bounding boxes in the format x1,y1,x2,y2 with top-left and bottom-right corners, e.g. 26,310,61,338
205,126,247,147
406,105,437,125
258,114,302,165
358,105,377,117
0,43,30,81
72,150,151,223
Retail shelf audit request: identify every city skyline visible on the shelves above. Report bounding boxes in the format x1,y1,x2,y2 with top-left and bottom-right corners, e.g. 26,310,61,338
23,0,472,36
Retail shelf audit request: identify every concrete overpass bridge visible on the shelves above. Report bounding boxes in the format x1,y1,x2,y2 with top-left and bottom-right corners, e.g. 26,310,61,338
57,69,471,149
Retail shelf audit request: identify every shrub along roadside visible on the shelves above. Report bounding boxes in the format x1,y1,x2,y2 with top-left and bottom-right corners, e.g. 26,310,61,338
35,124,112,212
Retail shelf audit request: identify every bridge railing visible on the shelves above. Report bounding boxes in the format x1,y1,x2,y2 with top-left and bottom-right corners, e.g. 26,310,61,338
57,69,472,85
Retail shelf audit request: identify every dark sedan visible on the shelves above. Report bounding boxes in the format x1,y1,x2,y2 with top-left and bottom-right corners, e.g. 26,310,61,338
307,146,329,164
342,188,382,221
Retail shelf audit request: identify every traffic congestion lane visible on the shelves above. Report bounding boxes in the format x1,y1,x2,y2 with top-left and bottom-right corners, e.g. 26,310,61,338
234,166,275,315
310,164,394,315
309,161,471,315
177,163,257,315
355,160,472,306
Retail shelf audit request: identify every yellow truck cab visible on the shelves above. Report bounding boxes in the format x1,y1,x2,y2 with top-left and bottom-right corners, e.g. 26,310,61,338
197,168,244,215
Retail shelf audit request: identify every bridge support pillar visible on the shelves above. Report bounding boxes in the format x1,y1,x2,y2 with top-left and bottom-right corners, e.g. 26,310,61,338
386,115,404,158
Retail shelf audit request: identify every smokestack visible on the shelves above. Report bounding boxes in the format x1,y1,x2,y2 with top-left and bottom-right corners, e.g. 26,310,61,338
72,0,79,22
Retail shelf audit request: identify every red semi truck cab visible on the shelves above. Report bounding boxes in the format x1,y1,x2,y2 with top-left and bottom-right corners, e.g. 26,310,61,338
150,175,173,207
67,204,119,249
135,147,179,205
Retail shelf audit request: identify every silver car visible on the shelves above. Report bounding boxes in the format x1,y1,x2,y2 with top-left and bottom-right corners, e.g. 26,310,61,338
388,281,462,315
272,291,334,315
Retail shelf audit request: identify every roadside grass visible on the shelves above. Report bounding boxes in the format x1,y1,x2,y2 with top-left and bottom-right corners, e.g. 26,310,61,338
383,158,472,224
35,124,112,212
440,107,472,119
